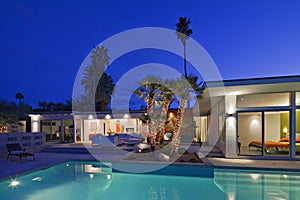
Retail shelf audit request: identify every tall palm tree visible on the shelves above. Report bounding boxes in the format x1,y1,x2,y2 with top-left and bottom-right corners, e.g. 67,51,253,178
15,93,24,107
81,46,110,98
81,45,114,111
95,73,115,111
176,16,193,79
134,76,164,148
171,75,204,151
134,76,163,114
91,46,110,73
81,64,101,98
169,76,191,150
72,95,95,112
156,80,175,143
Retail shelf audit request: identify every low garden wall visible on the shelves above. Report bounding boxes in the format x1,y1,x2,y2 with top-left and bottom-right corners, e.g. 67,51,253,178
0,132,46,153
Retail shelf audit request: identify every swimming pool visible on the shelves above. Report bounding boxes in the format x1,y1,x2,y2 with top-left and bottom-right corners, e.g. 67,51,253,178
0,161,299,200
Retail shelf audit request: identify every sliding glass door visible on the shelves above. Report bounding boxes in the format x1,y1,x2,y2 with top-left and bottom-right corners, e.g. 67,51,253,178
238,111,290,157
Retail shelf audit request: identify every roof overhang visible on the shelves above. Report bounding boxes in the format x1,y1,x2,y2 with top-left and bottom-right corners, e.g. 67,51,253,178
204,75,300,97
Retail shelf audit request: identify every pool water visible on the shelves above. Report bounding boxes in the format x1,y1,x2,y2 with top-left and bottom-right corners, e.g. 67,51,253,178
0,161,300,200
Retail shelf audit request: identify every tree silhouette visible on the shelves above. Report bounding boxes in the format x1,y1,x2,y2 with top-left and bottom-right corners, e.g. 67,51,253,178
95,73,115,111
81,46,114,111
176,16,193,79
15,92,24,106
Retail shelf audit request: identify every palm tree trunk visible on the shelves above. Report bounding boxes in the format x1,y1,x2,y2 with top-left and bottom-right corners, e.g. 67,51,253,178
172,98,186,151
183,44,187,79
157,98,171,143
147,96,153,114
147,96,156,148
183,44,190,109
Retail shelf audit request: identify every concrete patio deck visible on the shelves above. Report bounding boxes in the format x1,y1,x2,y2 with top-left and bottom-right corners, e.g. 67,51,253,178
208,157,300,171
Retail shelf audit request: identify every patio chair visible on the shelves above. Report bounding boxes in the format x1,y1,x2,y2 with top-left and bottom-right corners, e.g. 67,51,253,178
6,143,35,163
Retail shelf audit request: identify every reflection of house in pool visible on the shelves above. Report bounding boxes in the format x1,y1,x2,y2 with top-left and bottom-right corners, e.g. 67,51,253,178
29,75,300,159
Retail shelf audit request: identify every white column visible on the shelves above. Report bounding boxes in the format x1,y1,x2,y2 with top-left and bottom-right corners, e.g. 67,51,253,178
61,120,64,142
74,118,78,142
225,95,237,157
30,114,40,132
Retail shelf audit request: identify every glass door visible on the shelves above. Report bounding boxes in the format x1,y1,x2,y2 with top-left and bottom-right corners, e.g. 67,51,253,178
264,111,290,157
238,112,262,156
62,119,74,143
41,120,61,142
238,110,291,157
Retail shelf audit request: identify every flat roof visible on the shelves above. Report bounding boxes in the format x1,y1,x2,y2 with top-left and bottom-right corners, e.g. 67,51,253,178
206,74,300,88
202,74,300,97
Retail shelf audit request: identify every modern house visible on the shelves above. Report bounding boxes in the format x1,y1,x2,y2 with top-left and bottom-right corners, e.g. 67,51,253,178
29,75,300,159
206,75,300,159
29,110,149,142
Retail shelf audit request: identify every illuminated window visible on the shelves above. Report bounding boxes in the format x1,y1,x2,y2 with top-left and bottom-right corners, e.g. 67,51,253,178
296,92,300,106
237,93,290,108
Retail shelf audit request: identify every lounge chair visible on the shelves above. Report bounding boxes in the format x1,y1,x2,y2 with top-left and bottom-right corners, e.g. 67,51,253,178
6,143,35,163
248,140,289,149
248,139,300,153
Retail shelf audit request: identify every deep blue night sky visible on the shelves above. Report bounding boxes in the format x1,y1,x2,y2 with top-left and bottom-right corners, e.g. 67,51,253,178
1,0,300,108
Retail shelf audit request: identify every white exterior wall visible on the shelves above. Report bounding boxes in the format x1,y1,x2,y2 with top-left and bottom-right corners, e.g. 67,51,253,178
207,112,218,146
206,98,223,147
225,95,238,157
29,114,41,132
0,132,45,153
